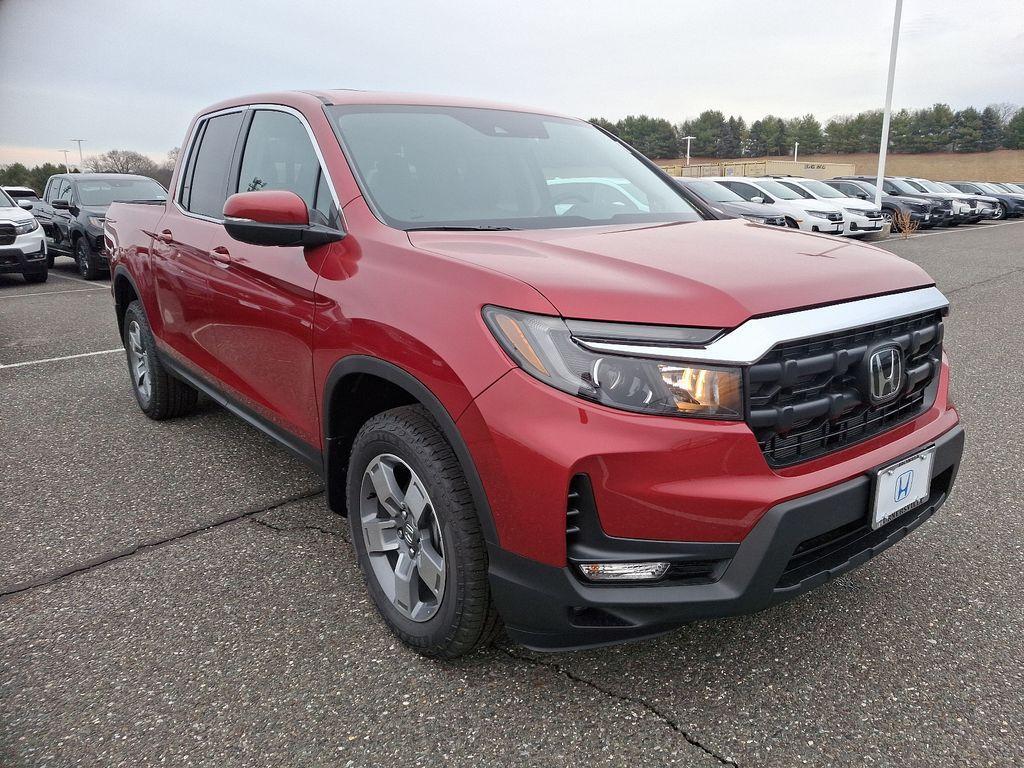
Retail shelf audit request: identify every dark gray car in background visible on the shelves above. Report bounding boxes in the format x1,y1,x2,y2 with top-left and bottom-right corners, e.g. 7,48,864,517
673,178,791,227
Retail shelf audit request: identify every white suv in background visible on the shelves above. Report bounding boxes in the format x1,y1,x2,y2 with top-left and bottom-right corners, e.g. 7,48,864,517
0,187,48,283
705,177,845,235
770,176,885,237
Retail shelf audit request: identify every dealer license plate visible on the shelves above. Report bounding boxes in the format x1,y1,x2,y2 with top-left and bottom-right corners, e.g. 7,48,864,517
871,447,935,529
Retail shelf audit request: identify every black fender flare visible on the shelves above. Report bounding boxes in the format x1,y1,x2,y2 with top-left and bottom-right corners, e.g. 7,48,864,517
111,265,142,337
322,355,500,546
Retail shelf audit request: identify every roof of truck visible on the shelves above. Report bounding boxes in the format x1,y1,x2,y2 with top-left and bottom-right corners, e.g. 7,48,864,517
198,90,575,120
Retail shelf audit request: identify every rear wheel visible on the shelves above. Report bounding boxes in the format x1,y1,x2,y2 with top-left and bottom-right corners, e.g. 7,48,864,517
76,238,103,280
123,300,198,419
992,203,1007,221
347,405,500,658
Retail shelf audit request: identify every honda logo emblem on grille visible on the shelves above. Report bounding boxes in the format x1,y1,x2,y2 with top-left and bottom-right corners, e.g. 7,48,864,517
865,344,904,404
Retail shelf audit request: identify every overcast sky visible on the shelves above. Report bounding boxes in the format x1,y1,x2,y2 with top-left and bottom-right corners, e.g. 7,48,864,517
1,0,1022,166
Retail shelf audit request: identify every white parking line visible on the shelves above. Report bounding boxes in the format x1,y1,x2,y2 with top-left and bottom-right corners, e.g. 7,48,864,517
0,348,123,370
48,272,108,286
899,220,1024,241
0,286,108,299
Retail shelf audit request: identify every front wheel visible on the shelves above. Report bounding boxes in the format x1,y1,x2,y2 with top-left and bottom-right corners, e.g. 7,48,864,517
881,208,899,232
347,405,500,658
992,203,1007,221
24,268,48,284
122,300,198,419
76,238,103,280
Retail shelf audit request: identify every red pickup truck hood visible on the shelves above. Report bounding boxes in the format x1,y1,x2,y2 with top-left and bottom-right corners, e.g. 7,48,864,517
409,219,933,328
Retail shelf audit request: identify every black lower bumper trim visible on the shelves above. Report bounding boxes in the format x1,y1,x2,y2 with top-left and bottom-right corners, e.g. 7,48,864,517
0,244,47,274
489,424,965,651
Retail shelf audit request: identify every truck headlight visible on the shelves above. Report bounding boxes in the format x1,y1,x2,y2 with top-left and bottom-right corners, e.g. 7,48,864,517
14,219,39,235
741,214,770,224
88,216,106,229
806,210,835,219
483,307,743,419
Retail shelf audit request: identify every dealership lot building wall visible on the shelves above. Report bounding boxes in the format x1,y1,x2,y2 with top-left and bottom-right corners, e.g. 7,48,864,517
659,149,1024,182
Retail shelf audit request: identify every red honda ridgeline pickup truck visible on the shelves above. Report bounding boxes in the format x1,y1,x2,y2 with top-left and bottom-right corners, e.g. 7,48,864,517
105,91,964,658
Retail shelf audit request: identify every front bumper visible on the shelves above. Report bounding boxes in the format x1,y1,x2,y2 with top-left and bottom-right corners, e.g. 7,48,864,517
491,423,965,651
0,231,47,274
842,213,884,236
805,218,844,235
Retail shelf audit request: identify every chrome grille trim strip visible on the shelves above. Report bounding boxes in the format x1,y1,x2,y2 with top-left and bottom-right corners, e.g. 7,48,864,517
575,286,949,365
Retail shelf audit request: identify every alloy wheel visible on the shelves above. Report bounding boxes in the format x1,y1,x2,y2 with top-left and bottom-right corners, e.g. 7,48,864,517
126,320,152,405
359,453,446,622
77,242,90,276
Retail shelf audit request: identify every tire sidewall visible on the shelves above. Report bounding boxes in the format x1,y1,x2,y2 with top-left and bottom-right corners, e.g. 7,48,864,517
123,303,157,412
347,427,466,649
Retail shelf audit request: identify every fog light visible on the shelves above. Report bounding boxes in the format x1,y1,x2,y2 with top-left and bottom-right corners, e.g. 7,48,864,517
578,562,670,582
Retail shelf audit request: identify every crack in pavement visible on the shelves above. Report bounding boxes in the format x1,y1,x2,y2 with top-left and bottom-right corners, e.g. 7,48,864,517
0,487,325,600
250,516,348,540
944,266,1024,297
500,648,739,766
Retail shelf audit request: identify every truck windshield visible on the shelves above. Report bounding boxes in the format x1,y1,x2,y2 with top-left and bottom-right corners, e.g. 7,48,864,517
76,178,167,206
0,189,14,208
327,105,700,230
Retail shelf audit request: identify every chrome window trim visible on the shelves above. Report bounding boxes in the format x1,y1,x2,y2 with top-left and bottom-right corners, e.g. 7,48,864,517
173,103,341,224
575,286,949,365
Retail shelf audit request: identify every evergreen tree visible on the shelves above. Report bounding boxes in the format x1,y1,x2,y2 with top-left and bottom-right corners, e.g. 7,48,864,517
979,106,1005,151
1006,109,1024,149
588,117,619,136
952,108,984,152
615,115,679,159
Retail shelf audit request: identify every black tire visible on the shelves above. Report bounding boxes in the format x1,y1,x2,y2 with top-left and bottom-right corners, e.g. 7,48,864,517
23,268,48,284
347,405,501,658
75,237,103,280
992,203,1007,221
881,208,900,232
122,300,198,419
784,216,799,229
46,253,54,268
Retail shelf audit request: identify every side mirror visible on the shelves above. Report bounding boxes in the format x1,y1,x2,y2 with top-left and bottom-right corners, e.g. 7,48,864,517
17,200,33,210
52,199,71,210
222,190,345,248
750,196,765,204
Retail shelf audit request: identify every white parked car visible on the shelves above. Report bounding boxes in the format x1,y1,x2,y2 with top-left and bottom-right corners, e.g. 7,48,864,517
704,176,845,235
0,187,48,283
769,176,885,237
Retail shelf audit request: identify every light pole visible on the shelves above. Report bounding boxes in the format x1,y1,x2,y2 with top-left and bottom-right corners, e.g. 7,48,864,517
874,0,903,209
60,150,71,173
793,141,800,162
681,135,696,166
70,139,86,169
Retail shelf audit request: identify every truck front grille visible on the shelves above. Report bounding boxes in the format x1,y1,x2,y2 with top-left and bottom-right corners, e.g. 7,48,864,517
747,308,944,466
0,224,16,246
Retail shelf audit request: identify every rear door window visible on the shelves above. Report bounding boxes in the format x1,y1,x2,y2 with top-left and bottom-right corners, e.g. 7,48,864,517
180,111,244,219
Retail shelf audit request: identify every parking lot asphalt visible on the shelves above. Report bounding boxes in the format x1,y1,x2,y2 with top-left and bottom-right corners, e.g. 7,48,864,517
2,223,1022,768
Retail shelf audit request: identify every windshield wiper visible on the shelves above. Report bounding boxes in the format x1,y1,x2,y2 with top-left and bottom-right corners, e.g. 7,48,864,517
404,225,520,232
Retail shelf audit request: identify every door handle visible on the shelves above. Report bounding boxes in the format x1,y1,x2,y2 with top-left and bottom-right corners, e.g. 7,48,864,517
156,229,173,244
211,246,232,266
